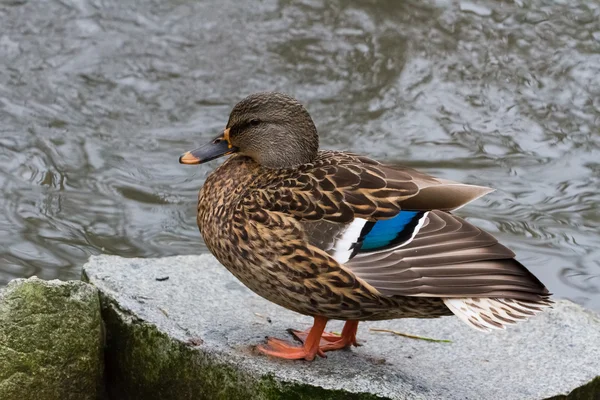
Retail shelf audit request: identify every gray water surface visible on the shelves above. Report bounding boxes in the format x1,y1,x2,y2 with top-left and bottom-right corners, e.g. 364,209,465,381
1,0,599,309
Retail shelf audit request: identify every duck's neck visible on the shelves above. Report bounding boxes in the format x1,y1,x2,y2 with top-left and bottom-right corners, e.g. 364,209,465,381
246,129,319,169
257,149,317,169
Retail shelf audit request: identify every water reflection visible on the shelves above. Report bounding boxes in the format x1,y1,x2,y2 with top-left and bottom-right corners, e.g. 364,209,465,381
0,0,598,309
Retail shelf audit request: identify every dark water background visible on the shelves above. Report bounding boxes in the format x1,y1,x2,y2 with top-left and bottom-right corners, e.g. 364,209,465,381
0,0,599,309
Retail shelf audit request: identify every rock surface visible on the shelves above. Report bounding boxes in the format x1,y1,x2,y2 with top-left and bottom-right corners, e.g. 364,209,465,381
0,277,104,400
83,254,600,400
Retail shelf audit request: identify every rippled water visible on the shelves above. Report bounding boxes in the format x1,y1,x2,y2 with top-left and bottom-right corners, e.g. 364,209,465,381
0,0,599,309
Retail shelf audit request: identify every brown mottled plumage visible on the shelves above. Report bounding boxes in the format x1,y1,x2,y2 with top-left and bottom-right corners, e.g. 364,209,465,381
180,92,552,361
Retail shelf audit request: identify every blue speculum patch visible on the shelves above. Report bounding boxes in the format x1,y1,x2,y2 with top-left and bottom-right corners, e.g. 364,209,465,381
360,211,424,251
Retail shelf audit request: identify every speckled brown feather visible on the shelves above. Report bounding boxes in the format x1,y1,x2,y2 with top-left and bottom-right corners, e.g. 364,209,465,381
248,151,421,222
196,150,547,321
198,152,460,320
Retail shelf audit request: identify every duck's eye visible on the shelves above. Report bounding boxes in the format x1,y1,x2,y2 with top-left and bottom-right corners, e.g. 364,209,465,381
249,119,261,126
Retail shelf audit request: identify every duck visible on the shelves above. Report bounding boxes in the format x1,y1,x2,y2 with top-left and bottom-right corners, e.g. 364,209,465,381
179,92,552,361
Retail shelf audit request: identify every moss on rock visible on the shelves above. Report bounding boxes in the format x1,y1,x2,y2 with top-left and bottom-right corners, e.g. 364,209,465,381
0,277,104,400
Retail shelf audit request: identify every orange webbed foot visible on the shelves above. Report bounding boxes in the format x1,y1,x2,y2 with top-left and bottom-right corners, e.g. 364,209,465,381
256,316,329,361
256,337,325,360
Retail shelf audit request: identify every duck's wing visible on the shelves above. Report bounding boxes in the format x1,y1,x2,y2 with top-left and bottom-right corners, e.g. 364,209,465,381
347,210,552,331
250,151,551,331
250,150,494,263
249,150,490,263
346,210,550,299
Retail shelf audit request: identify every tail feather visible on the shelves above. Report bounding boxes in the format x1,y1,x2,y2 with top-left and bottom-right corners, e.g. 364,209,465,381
443,297,553,332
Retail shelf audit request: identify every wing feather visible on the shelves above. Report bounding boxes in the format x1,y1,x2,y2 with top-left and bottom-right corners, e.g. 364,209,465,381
246,151,549,304
347,211,550,302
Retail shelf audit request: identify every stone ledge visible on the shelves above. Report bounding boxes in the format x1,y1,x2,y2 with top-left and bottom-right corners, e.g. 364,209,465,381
83,254,600,400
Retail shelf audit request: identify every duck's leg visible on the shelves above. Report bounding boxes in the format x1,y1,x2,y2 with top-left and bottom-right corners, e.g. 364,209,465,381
290,320,360,351
256,316,328,361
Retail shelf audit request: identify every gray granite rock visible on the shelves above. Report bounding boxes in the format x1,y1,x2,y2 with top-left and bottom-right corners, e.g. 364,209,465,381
83,254,600,400
0,277,104,400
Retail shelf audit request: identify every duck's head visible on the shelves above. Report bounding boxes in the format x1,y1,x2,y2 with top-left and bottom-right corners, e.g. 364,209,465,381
179,92,319,169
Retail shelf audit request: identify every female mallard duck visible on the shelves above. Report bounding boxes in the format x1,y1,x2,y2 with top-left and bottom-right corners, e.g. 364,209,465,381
180,92,551,361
